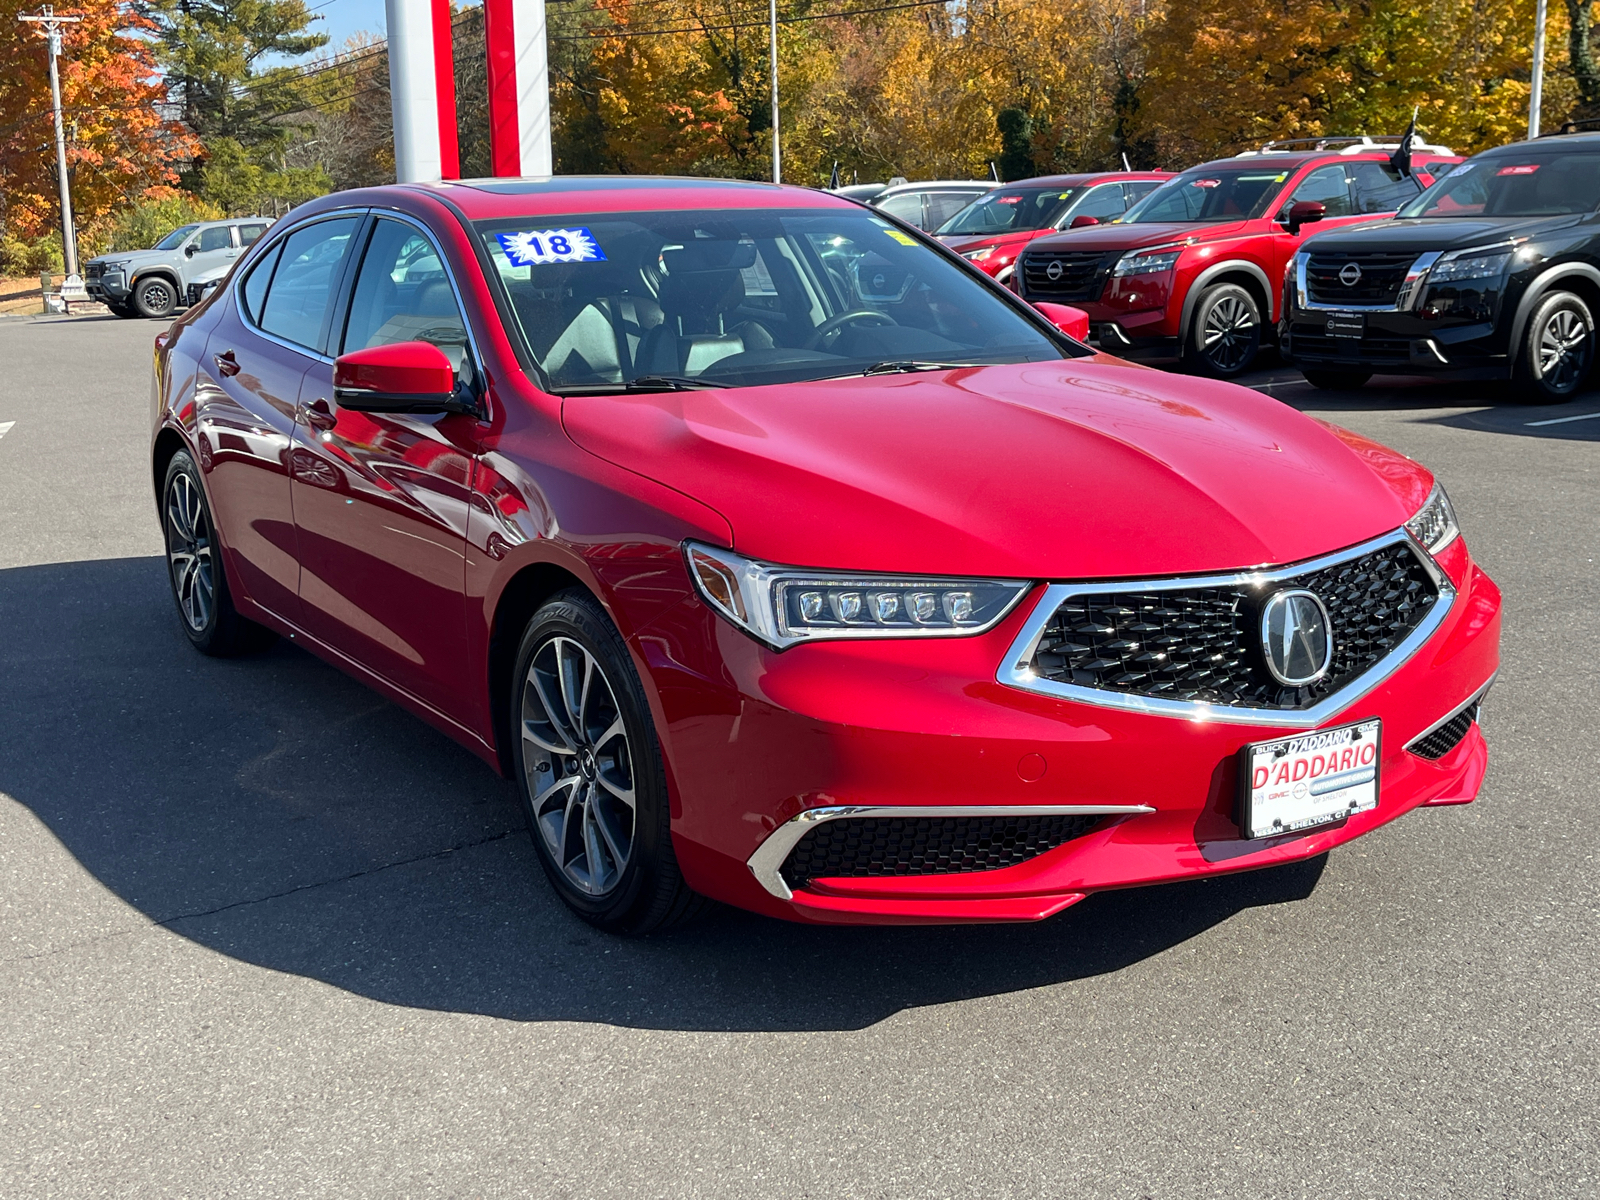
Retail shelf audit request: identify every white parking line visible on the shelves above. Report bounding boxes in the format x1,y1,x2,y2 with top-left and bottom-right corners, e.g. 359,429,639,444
0,421,13,441
1526,410,1600,427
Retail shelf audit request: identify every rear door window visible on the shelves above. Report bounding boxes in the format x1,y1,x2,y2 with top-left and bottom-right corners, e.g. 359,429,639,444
1285,165,1354,218
255,217,361,352
1349,162,1421,213
237,223,270,246
924,191,983,230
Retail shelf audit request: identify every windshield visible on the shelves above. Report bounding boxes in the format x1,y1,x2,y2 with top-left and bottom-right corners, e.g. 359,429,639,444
1398,152,1600,217
937,188,1080,235
474,208,1064,392
1121,168,1290,223
155,224,201,251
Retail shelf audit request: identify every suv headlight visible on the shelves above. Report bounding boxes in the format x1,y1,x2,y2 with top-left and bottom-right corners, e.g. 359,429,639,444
686,543,1030,649
1428,247,1512,285
1404,483,1459,555
960,246,995,262
1113,248,1181,277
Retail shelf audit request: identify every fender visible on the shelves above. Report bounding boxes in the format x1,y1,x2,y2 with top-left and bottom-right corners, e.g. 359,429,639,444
129,267,181,293
1179,259,1278,339
1507,262,1600,359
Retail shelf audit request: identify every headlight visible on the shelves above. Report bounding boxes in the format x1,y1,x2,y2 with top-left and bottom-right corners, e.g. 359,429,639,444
685,542,1030,649
1404,483,1459,555
1113,248,1181,277
961,246,995,262
1428,249,1512,284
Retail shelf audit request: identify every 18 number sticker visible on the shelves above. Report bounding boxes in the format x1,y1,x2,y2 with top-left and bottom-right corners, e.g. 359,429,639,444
496,228,607,266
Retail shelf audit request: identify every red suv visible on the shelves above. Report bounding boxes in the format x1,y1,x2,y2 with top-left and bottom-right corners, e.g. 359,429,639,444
1015,139,1461,376
934,172,1171,285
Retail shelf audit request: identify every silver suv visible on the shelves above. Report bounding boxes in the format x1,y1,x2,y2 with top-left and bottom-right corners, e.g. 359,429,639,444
86,217,273,318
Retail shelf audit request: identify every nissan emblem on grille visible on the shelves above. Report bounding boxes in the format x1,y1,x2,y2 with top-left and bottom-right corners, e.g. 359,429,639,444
1046,260,1064,281
1339,262,1363,286
1259,589,1333,686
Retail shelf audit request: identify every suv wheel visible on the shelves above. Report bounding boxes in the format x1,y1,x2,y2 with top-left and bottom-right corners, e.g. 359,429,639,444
1189,283,1262,377
1301,369,1371,391
511,590,709,935
133,276,177,319
1517,291,1594,403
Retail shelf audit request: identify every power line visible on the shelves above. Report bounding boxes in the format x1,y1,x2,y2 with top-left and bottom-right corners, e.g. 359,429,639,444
550,0,952,39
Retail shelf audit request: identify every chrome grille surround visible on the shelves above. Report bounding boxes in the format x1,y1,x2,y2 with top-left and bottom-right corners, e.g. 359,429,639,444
997,529,1455,728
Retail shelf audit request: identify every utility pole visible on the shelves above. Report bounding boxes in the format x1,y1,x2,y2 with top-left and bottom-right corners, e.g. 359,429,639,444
20,7,83,282
769,0,780,184
1529,0,1548,139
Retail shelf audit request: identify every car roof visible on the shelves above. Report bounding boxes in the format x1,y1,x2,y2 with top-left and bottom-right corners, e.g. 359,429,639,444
1185,150,1458,173
1492,131,1600,152
873,180,997,197
395,176,855,221
985,172,1172,187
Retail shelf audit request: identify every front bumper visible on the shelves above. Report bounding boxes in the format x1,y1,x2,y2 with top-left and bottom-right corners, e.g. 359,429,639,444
638,538,1502,925
85,273,129,301
1283,308,1512,379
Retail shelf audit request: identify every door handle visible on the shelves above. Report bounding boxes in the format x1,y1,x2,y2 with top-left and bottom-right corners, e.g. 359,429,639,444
298,397,337,432
213,350,240,377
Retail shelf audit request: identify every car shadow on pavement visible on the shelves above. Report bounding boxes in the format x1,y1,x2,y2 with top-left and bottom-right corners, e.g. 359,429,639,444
1,556,1326,1032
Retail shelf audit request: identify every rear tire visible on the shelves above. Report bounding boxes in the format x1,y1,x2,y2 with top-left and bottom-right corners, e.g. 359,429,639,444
1301,369,1372,391
511,589,709,935
133,276,177,319
1188,283,1263,378
1515,290,1593,404
161,450,276,657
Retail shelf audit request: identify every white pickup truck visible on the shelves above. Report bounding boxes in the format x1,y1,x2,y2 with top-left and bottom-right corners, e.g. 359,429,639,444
84,217,273,318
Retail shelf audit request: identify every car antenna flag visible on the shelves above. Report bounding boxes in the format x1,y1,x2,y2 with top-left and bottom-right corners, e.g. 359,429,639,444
829,160,841,190
989,160,1001,183
1389,106,1419,177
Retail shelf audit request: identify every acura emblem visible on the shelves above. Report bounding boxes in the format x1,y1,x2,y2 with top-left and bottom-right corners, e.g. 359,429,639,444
1259,589,1333,687
1045,260,1064,281
1339,262,1363,287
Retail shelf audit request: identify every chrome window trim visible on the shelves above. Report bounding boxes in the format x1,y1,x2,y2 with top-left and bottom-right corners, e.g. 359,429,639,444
1295,250,1441,312
995,528,1456,729
1403,671,1496,753
746,803,1156,901
352,207,487,381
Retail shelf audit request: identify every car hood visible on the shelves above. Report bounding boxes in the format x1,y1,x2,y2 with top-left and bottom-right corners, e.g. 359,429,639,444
1024,221,1247,256
560,359,1430,579
941,230,1045,256
88,248,170,268
1300,214,1586,254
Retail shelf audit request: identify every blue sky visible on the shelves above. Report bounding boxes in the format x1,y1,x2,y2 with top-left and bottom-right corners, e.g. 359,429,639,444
303,0,389,56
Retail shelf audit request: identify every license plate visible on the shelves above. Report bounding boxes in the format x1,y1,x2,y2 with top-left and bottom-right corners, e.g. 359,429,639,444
1239,719,1380,839
1325,312,1364,339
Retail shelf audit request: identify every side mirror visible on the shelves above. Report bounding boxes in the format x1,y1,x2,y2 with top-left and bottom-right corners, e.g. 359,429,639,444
1033,301,1091,343
333,341,472,414
1069,215,1101,229
1285,201,1326,236
184,244,197,257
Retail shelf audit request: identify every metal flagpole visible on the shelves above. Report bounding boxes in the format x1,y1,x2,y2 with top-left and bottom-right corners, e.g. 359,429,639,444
19,7,83,281
1530,0,1548,139
768,0,780,183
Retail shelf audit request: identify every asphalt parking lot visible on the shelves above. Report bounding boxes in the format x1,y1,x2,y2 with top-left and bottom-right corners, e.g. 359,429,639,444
1,312,1596,1199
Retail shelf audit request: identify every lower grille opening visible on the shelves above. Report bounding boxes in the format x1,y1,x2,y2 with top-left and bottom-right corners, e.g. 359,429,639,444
1409,703,1478,760
781,814,1103,889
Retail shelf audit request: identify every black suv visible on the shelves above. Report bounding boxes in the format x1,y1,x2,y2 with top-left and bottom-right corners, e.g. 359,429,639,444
1282,133,1600,401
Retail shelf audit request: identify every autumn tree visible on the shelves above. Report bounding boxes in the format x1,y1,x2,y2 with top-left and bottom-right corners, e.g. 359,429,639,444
0,0,197,271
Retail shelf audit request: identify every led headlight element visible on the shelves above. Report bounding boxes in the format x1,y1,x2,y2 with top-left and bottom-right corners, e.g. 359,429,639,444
1113,248,1181,277
1428,248,1512,284
686,542,1030,649
1405,483,1460,555
960,246,995,262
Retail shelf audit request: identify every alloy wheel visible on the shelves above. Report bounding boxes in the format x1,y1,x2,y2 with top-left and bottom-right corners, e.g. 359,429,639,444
1537,307,1590,394
520,635,636,896
1200,293,1258,373
165,472,214,632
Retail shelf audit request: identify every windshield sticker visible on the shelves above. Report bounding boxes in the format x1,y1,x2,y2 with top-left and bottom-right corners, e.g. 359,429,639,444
496,228,607,266
1497,164,1540,176
996,195,1023,204
884,228,918,246
1191,178,1221,188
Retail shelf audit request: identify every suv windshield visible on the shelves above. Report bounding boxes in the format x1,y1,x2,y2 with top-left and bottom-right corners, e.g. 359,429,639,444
155,224,201,251
474,208,1065,392
1121,167,1290,223
1398,151,1600,217
937,188,1080,235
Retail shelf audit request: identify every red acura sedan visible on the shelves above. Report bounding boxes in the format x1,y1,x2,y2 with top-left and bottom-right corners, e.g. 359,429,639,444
150,177,1501,933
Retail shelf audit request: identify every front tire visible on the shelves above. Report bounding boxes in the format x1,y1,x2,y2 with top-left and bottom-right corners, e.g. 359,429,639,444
107,299,138,318
511,590,707,935
1188,283,1263,378
133,276,177,319
1516,290,1593,404
161,450,275,656
1301,369,1372,391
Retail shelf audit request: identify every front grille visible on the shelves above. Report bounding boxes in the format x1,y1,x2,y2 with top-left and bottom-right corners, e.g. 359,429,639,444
781,814,1102,887
1029,541,1439,710
1306,251,1416,306
1021,250,1117,301
1409,703,1478,760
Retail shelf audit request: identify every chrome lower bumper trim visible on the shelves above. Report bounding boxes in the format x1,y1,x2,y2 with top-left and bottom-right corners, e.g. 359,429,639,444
746,803,1155,901
1404,672,1496,753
